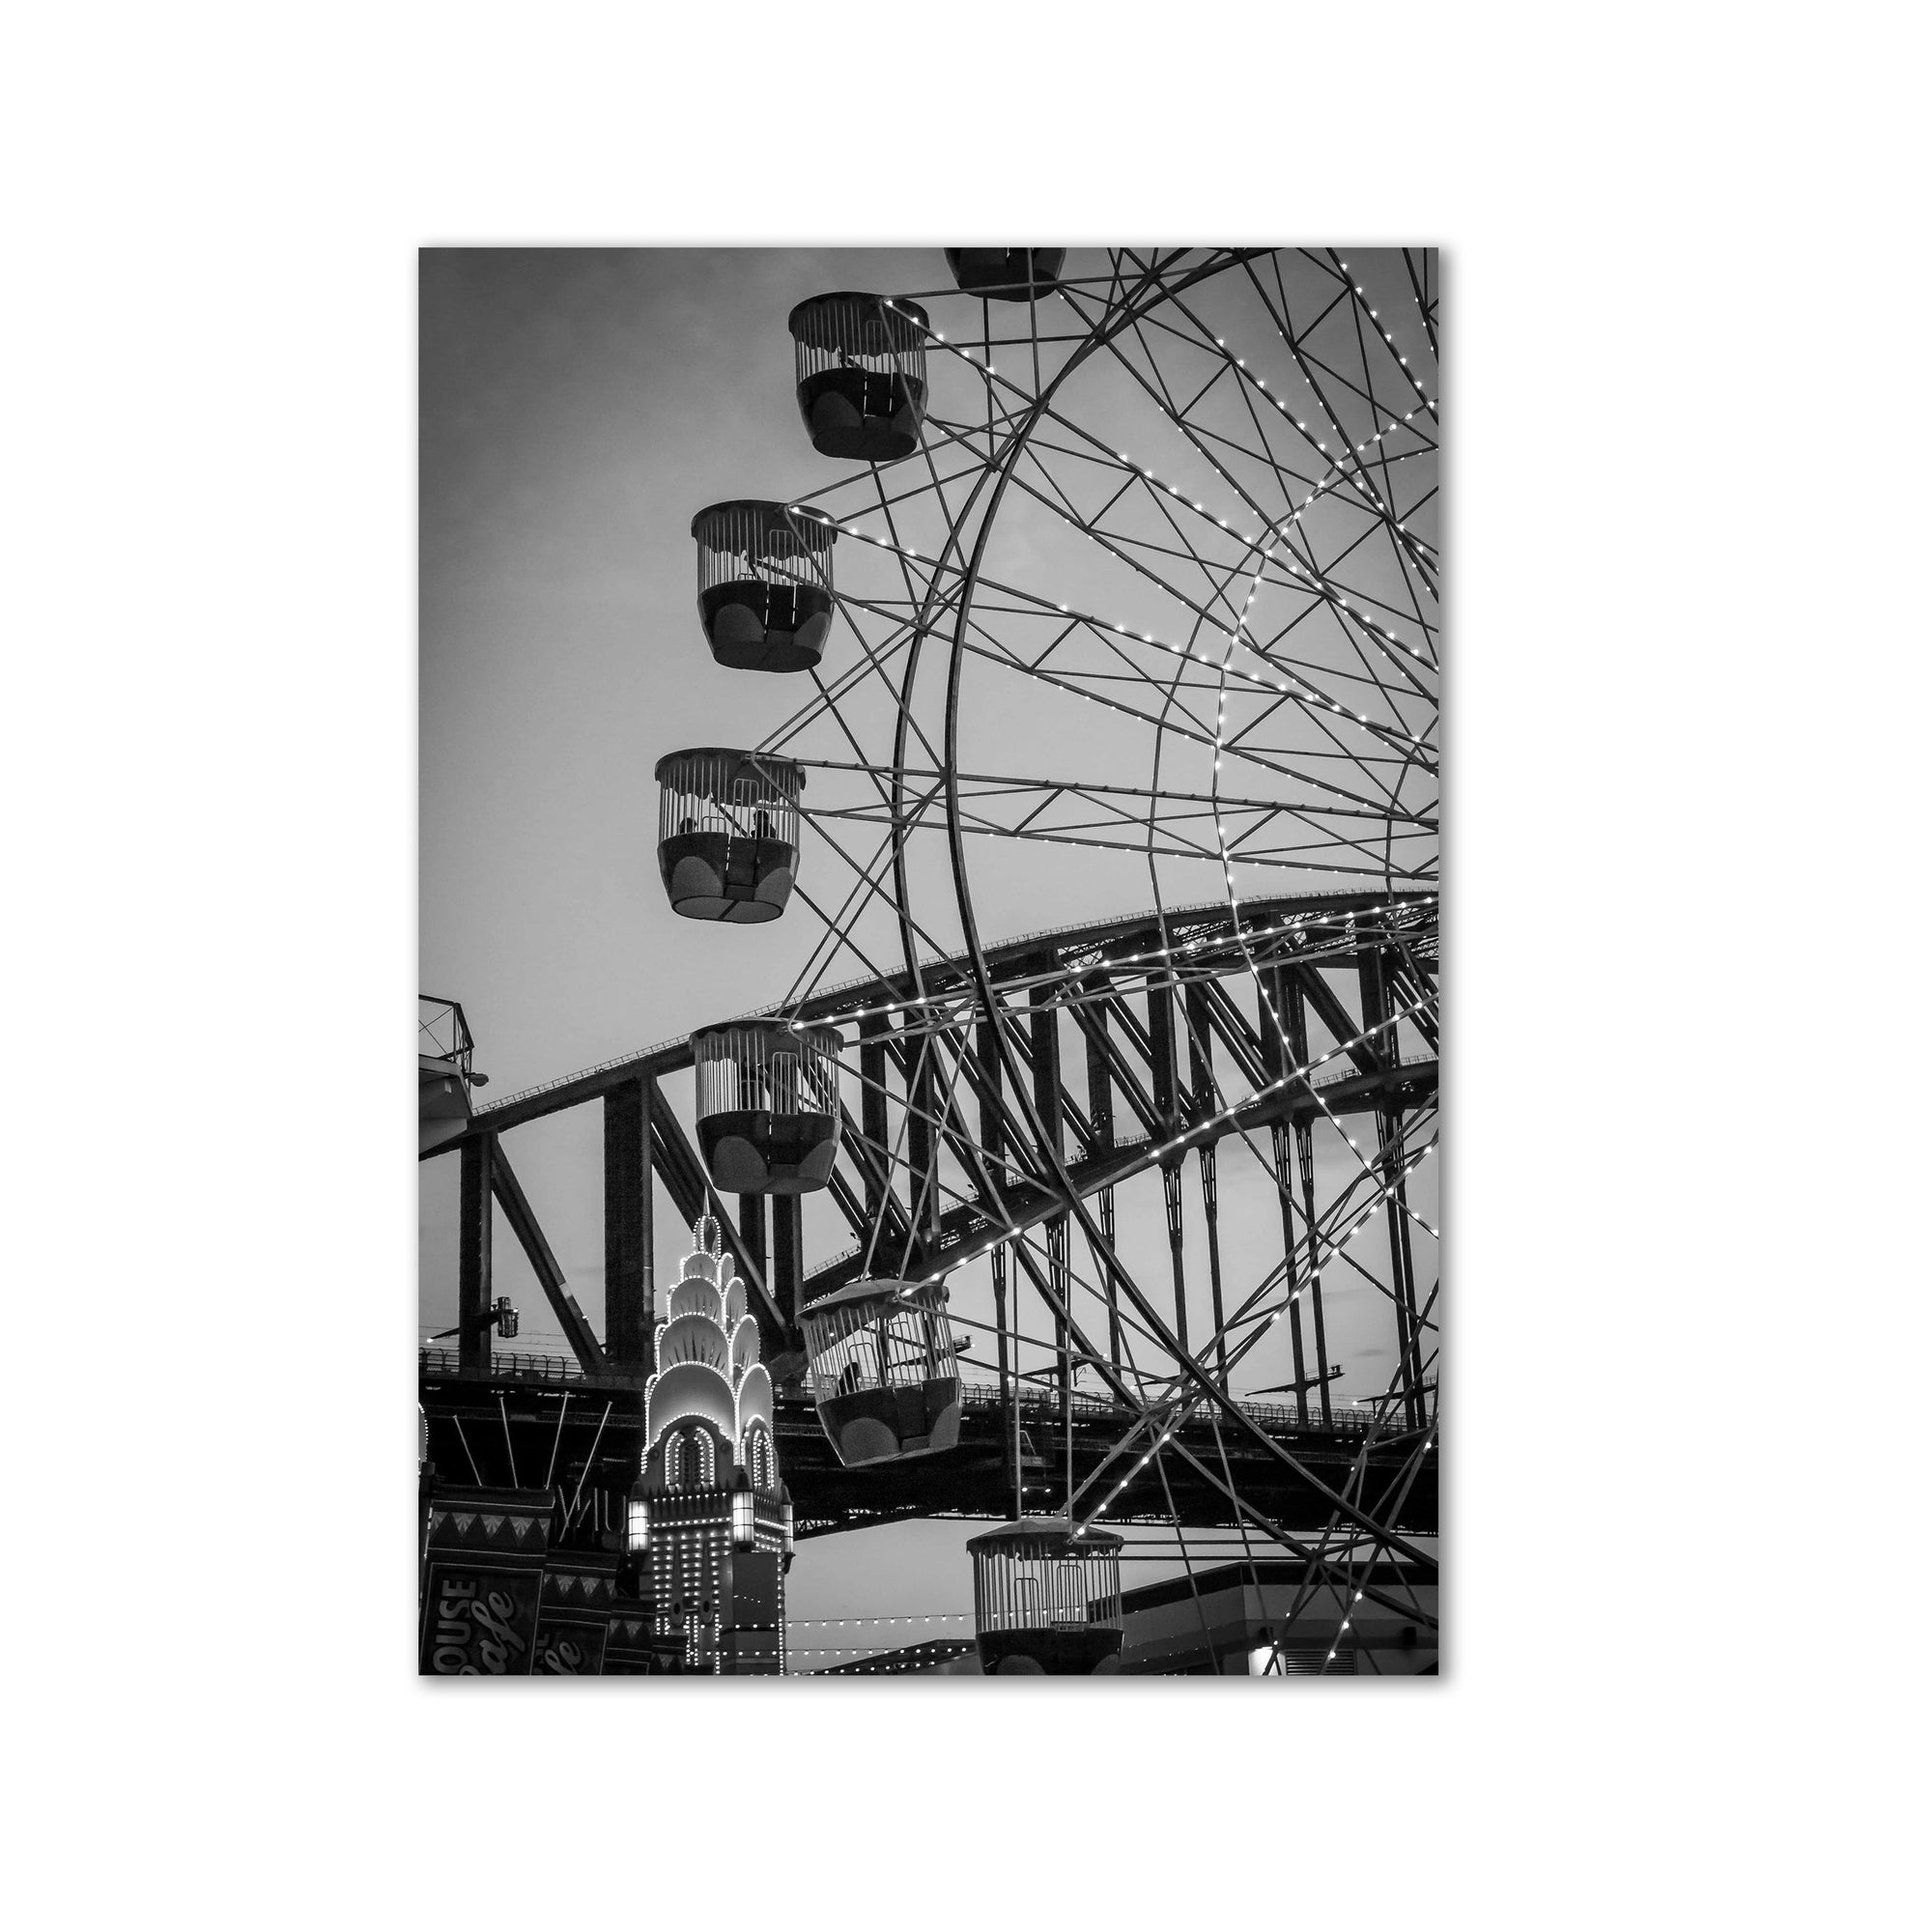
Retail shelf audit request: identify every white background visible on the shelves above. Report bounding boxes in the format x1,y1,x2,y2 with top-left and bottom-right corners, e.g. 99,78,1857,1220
2,3,1922,1926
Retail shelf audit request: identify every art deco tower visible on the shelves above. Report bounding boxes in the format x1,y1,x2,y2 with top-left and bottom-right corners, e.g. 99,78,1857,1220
626,1214,793,1672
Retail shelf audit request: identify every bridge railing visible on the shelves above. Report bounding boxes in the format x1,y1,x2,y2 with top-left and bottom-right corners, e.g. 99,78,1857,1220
953,1379,1403,1437
415,1349,1418,1438
417,1347,633,1388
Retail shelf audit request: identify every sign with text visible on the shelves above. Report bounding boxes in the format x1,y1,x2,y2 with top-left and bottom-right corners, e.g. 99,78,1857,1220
419,1486,554,1676
420,1564,542,1675
533,1553,619,1674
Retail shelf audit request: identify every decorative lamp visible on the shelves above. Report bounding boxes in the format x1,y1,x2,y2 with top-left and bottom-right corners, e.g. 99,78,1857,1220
731,1467,756,1550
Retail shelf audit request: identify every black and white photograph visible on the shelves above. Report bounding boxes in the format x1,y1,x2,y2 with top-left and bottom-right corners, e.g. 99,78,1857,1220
418,246,1441,1675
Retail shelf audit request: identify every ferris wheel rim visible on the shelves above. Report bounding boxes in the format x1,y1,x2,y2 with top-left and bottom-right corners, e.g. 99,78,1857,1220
907,249,1437,1565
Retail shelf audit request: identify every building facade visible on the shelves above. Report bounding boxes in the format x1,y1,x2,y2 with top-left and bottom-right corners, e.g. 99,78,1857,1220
627,1214,793,1673
1116,1558,1437,1675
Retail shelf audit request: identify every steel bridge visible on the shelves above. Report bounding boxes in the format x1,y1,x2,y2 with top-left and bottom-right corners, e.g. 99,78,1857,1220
419,886,1438,1547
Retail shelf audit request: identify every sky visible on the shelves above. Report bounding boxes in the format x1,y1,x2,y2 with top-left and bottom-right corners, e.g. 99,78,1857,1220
419,247,1438,1649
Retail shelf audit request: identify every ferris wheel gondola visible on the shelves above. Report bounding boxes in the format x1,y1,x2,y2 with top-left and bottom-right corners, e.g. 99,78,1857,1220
654,748,805,924
691,1019,842,1196
798,1277,963,1468
691,499,838,674
786,292,930,463
966,1520,1123,1675
944,247,1065,301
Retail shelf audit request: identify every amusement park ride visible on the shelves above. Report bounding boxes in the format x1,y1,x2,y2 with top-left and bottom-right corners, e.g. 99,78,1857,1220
419,246,1439,1673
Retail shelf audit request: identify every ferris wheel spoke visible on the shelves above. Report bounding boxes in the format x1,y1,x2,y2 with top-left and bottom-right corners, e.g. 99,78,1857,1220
848,1018,1030,1279
1229,599,1435,781
1094,1417,1436,1621
794,604,955,777
996,1224,1178,1366
1084,1374,1431,1603
793,780,1417,888
1109,307,1351,534
948,792,1419,876
1275,1135,1438,1327
1261,1439,1438,1665
1402,246,1440,360
1288,336,1438,464
1236,619,1434,741
1295,478,1436,614
988,414,1435,765
772,818,912,1010
867,464,959,646
1108,293,1394,548
1084,314,1317,559
998,411,1273,608
1231,253,1438,541
1179,1110,1438,1378
1226,273,1437,484
776,807,973,1014
1320,246,1438,426
1116,467,1279,644
912,763,1426,834
940,1281,1169,1383
1120,928,1439,1216
945,526,1432,782
794,799,955,955
1272,249,1354,347
912,329,1436,744
783,878,920,1016
1036,1196,1433,1594
1227,591,1434,731
1297,513,1439,690
1343,295,1411,529
1347,498,1440,643
1307,600,1433,745
1266,522,1438,654
1049,274,1327,523
754,603,923,764
1248,595,1435,726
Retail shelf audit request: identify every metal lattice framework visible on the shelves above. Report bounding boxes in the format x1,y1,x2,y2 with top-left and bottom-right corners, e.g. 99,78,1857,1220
424,248,1440,1668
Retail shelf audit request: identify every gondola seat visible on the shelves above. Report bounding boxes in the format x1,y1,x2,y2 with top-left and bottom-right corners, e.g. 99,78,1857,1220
698,578,834,673
696,1106,840,1195
658,829,796,923
795,368,926,463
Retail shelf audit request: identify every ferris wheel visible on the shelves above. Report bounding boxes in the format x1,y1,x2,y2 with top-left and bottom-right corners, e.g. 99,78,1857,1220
655,247,1439,1672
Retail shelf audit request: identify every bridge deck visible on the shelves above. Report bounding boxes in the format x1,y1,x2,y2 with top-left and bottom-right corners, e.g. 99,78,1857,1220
418,1350,1437,1543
